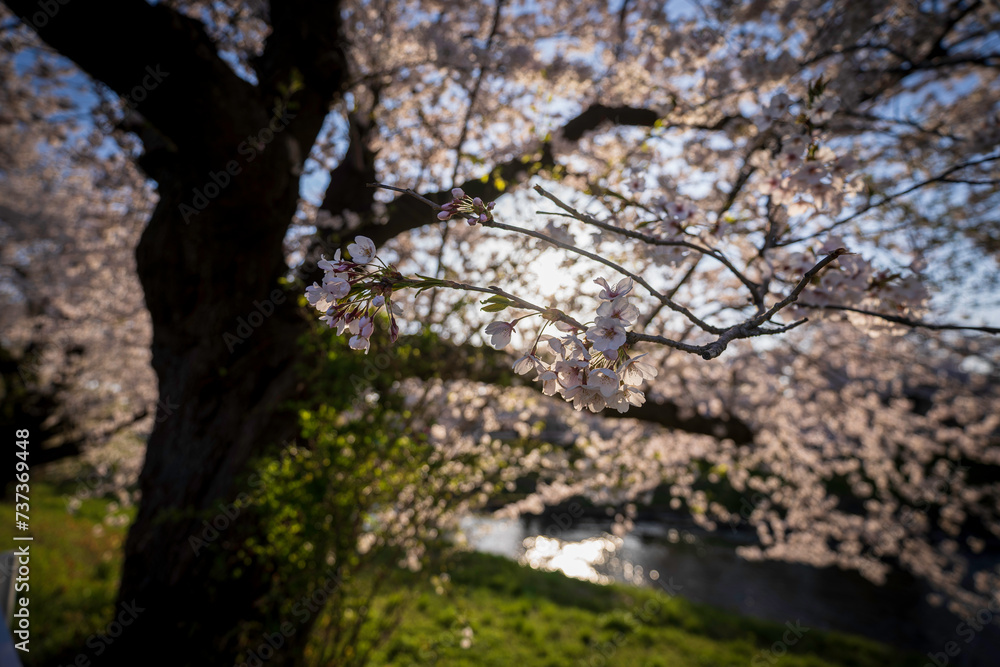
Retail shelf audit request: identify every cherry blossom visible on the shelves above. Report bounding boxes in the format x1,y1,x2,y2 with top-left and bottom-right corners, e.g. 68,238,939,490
484,321,515,349
437,187,496,225
594,277,634,300
512,353,542,375
10,0,1000,649
619,354,658,385
597,296,639,325
586,316,628,354
348,316,375,353
347,236,377,264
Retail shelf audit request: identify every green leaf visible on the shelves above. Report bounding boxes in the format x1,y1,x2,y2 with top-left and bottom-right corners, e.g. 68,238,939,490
480,295,514,312
481,302,510,313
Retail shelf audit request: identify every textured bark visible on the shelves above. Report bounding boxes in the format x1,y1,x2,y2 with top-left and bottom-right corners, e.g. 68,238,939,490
115,142,312,663
1,1,347,663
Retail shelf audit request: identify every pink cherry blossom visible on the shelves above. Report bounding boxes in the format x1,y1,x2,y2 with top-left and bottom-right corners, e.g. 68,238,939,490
594,277,634,300
586,316,627,354
597,296,639,325
484,321,515,349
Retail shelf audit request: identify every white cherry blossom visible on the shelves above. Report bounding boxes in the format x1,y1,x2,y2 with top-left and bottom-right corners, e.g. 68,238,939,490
597,296,639,325
305,282,332,310
347,236,377,264
588,368,620,397
513,353,542,375
348,316,375,353
564,383,607,412
586,316,628,354
484,321,515,349
594,277,634,300
323,275,351,300
619,354,658,385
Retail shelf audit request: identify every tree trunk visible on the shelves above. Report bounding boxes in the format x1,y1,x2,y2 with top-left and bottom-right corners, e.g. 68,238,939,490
0,3,348,663
104,148,314,663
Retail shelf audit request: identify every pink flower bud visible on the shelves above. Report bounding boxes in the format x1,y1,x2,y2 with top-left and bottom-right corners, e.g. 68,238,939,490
451,187,465,199
438,211,452,220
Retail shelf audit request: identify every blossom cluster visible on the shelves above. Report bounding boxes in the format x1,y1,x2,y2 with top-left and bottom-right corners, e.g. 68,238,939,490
486,277,657,414
437,187,496,225
754,90,859,217
771,235,929,321
305,236,402,353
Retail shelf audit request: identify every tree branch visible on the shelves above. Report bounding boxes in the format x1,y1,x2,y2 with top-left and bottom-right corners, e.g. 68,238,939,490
255,0,350,163
3,0,260,154
389,334,757,444
320,103,665,247
798,303,1000,335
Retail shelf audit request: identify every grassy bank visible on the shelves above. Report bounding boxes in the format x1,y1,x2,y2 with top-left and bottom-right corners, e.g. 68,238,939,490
1,483,126,665
4,484,921,666
357,551,921,667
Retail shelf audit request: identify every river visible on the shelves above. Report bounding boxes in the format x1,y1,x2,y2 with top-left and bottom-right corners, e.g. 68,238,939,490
460,514,1000,666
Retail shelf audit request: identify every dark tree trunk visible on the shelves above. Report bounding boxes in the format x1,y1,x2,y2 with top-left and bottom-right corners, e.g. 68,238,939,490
0,2,348,663
111,145,313,664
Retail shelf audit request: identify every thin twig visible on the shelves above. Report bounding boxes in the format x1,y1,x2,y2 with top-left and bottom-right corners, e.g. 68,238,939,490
783,153,1000,244
532,185,760,296
481,217,724,334
395,277,588,332
750,249,847,326
798,303,1000,335
367,183,441,209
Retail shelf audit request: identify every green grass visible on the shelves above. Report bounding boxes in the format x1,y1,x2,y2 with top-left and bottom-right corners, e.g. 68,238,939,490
358,551,923,667
4,484,923,666
1,482,129,665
